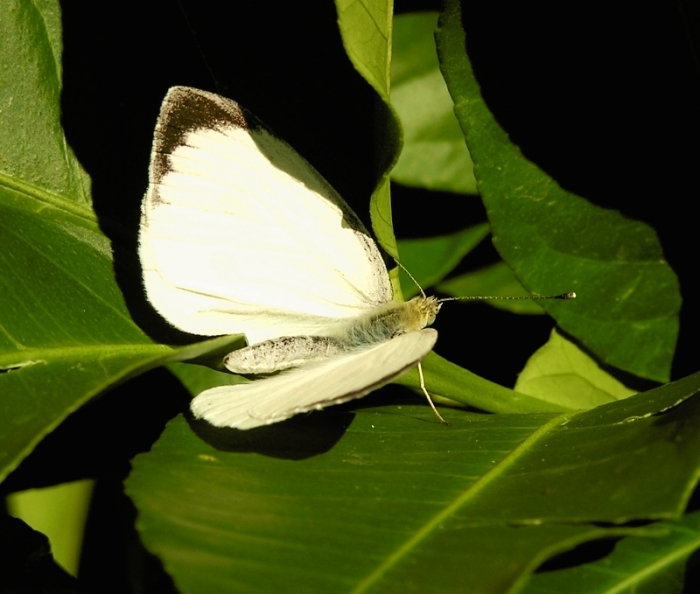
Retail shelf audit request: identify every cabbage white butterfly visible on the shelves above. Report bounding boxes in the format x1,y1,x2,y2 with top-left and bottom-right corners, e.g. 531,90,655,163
139,86,443,429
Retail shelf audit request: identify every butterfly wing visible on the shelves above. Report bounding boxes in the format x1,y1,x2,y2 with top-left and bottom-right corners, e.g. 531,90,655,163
190,329,438,429
139,86,393,344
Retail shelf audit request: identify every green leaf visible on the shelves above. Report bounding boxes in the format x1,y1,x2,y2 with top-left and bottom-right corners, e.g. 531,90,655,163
521,511,700,594
515,329,637,409
335,0,391,98
391,12,477,194
396,223,489,298
0,0,252,484
0,0,139,481
168,361,248,394
0,514,80,589
335,0,400,263
435,0,681,382
126,371,700,593
0,0,90,208
6,479,94,576
437,261,546,314
395,352,573,414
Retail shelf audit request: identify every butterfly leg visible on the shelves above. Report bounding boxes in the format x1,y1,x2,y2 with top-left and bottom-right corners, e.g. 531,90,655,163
417,362,449,425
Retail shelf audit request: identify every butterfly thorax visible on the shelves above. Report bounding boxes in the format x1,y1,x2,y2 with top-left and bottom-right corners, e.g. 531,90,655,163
338,296,441,348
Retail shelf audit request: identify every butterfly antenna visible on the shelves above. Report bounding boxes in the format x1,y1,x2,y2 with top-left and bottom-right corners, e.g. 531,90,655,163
418,362,449,425
393,258,427,299
439,291,577,304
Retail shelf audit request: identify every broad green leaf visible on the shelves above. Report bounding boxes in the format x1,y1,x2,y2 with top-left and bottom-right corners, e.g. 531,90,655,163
391,12,477,194
335,0,400,263
126,371,700,593
437,261,546,314
435,0,681,382
0,0,250,484
521,510,700,594
515,329,637,409
396,223,489,298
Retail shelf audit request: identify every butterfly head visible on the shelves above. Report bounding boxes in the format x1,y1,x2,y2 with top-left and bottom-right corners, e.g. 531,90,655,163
405,296,442,331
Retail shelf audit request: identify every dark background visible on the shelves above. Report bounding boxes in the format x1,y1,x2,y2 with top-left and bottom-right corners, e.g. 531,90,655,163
4,0,699,591
58,0,700,386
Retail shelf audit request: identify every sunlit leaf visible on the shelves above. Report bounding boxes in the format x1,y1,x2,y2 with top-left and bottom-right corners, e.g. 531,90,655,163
515,329,637,409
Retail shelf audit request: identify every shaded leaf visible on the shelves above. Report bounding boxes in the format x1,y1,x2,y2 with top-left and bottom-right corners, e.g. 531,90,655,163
169,361,247,394
396,223,489,298
437,261,545,315
126,371,700,593
6,479,94,576
522,510,700,594
335,0,400,263
391,12,477,194
0,0,90,206
435,0,681,382
335,0,391,98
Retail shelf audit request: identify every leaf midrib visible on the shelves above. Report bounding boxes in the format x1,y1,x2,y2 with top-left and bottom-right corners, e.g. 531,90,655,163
350,412,572,593
0,170,97,222
0,343,170,367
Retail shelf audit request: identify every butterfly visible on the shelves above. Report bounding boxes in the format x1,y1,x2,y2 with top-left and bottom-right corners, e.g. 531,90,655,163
139,86,446,429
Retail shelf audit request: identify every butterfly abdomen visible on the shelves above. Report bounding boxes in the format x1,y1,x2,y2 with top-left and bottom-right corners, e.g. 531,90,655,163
225,335,347,374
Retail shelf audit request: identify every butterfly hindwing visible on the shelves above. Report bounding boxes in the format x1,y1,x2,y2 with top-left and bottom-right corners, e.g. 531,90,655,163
190,329,438,429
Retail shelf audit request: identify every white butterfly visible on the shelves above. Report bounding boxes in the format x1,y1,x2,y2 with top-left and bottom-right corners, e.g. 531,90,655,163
139,86,444,429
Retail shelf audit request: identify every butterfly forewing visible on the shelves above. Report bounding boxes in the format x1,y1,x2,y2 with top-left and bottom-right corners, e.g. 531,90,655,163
140,87,392,345
139,87,443,430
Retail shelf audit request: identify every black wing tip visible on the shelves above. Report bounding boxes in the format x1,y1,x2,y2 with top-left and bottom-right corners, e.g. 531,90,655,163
150,87,255,186
156,87,249,152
